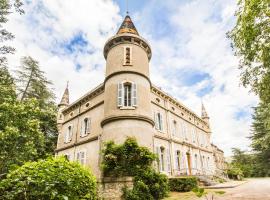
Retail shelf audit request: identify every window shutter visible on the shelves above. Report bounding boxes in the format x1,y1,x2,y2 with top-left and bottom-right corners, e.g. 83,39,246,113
154,112,157,129
158,147,162,171
87,118,91,133
132,83,137,106
155,146,160,171
64,132,69,143
166,149,171,173
81,151,85,165
117,83,123,107
174,151,178,170
76,152,80,161
69,126,73,141
80,121,84,137
160,114,163,131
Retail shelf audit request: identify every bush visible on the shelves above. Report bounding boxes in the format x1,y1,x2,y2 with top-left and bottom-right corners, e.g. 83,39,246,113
102,137,156,177
227,164,244,180
102,138,169,200
123,168,169,200
0,157,97,200
169,177,198,192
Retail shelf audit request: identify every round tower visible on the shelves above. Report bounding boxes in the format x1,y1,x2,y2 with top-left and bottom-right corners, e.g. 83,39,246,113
57,83,69,133
101,15,154,148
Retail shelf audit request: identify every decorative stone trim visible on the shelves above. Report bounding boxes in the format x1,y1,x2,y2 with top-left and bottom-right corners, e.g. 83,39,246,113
104,33,152,60
101,115,155,127
104,70,151,86
55,135,99,153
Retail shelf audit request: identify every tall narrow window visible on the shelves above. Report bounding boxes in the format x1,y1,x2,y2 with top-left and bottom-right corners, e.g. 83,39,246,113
192,128,196,143
160,147,165,171
81,118,91,137
117,82,137,108
76,151,86,166
124,83,132,107
175,150,181,171
65,125,72,143
156,113,163,131
172,120,177,136
124,47,132,65
194,154,198,169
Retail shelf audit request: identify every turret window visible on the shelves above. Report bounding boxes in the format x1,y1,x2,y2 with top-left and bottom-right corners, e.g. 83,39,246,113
124,46,132,65
117,81,137,108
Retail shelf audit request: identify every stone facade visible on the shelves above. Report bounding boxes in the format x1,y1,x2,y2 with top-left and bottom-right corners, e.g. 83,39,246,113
55,15,226,183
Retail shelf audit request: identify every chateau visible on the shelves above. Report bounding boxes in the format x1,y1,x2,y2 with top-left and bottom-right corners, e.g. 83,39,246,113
56,15,226,179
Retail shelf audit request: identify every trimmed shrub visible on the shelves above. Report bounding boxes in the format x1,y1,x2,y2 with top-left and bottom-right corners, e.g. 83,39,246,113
0,157,97,200
169,177,198,192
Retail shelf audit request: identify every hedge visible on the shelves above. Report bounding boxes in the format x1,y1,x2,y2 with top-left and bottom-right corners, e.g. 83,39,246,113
169,177,198,192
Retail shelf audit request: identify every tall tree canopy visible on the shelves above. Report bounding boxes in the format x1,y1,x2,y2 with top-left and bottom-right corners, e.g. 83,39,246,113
0,0,24,66
228,0,270,177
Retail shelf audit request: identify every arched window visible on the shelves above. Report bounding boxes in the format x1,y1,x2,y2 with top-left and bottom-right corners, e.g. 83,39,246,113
172,120,177,136
160,147,165,171
176,150,181,171
65,125,72,143
81,117,91,137
194,154,198,169
117,82,137,108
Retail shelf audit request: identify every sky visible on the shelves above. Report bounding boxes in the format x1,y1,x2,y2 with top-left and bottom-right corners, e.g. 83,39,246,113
5,0,258,156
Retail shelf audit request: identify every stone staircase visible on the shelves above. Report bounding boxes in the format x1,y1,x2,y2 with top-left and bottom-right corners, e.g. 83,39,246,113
196,175,218,186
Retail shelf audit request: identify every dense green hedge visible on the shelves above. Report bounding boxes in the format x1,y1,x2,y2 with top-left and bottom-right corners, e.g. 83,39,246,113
102,137,169,200
169,177,198,192
0,157,97,200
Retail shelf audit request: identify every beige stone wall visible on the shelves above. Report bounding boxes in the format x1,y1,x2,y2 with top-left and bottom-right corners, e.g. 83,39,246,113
98,177,133,200
57,139,101,179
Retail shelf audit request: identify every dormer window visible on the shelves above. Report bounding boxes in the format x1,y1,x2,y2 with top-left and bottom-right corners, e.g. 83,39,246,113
117,81,137,108
124,46,132,65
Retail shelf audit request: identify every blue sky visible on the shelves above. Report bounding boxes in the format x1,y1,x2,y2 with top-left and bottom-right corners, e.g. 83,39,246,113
6,0,258,155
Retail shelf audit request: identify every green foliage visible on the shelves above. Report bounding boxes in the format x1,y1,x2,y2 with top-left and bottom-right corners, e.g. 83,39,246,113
102,138,169,200
227,163,244,180
102,137,156,177
0,157,97,200
0,63,57,175
192,187,206,198
228,0,270,99
169,177,198,192
0,0,24,66
228,0,270,178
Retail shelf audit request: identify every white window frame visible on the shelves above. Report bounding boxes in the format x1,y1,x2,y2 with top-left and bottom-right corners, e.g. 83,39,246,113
117,81,137,108
80,117,91,137
155,112,163,131
123,46,132,66
76,150,86,166
64,125,73,143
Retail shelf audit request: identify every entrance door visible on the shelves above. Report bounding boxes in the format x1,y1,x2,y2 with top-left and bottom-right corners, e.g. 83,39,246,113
186,152,192,175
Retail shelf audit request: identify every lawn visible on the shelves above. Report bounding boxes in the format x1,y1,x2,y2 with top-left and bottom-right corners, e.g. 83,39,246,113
165,190,226,200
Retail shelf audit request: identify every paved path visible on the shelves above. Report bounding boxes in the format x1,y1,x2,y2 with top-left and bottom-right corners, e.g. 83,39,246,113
214,178,270,200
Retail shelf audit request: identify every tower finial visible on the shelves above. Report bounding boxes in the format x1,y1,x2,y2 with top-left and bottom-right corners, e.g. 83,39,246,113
126,0,129,15
59,82,70,107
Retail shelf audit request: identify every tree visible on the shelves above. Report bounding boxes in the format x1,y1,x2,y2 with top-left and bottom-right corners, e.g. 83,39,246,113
0,157,98,200
0,0,24,66
228,0,270,177
228,0,270,99
15,56,58,157
0,66,16,102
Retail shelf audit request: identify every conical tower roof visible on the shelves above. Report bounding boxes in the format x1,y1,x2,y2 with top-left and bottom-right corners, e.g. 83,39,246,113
201,103,209,119
59,83,69,106
117,15,139,35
